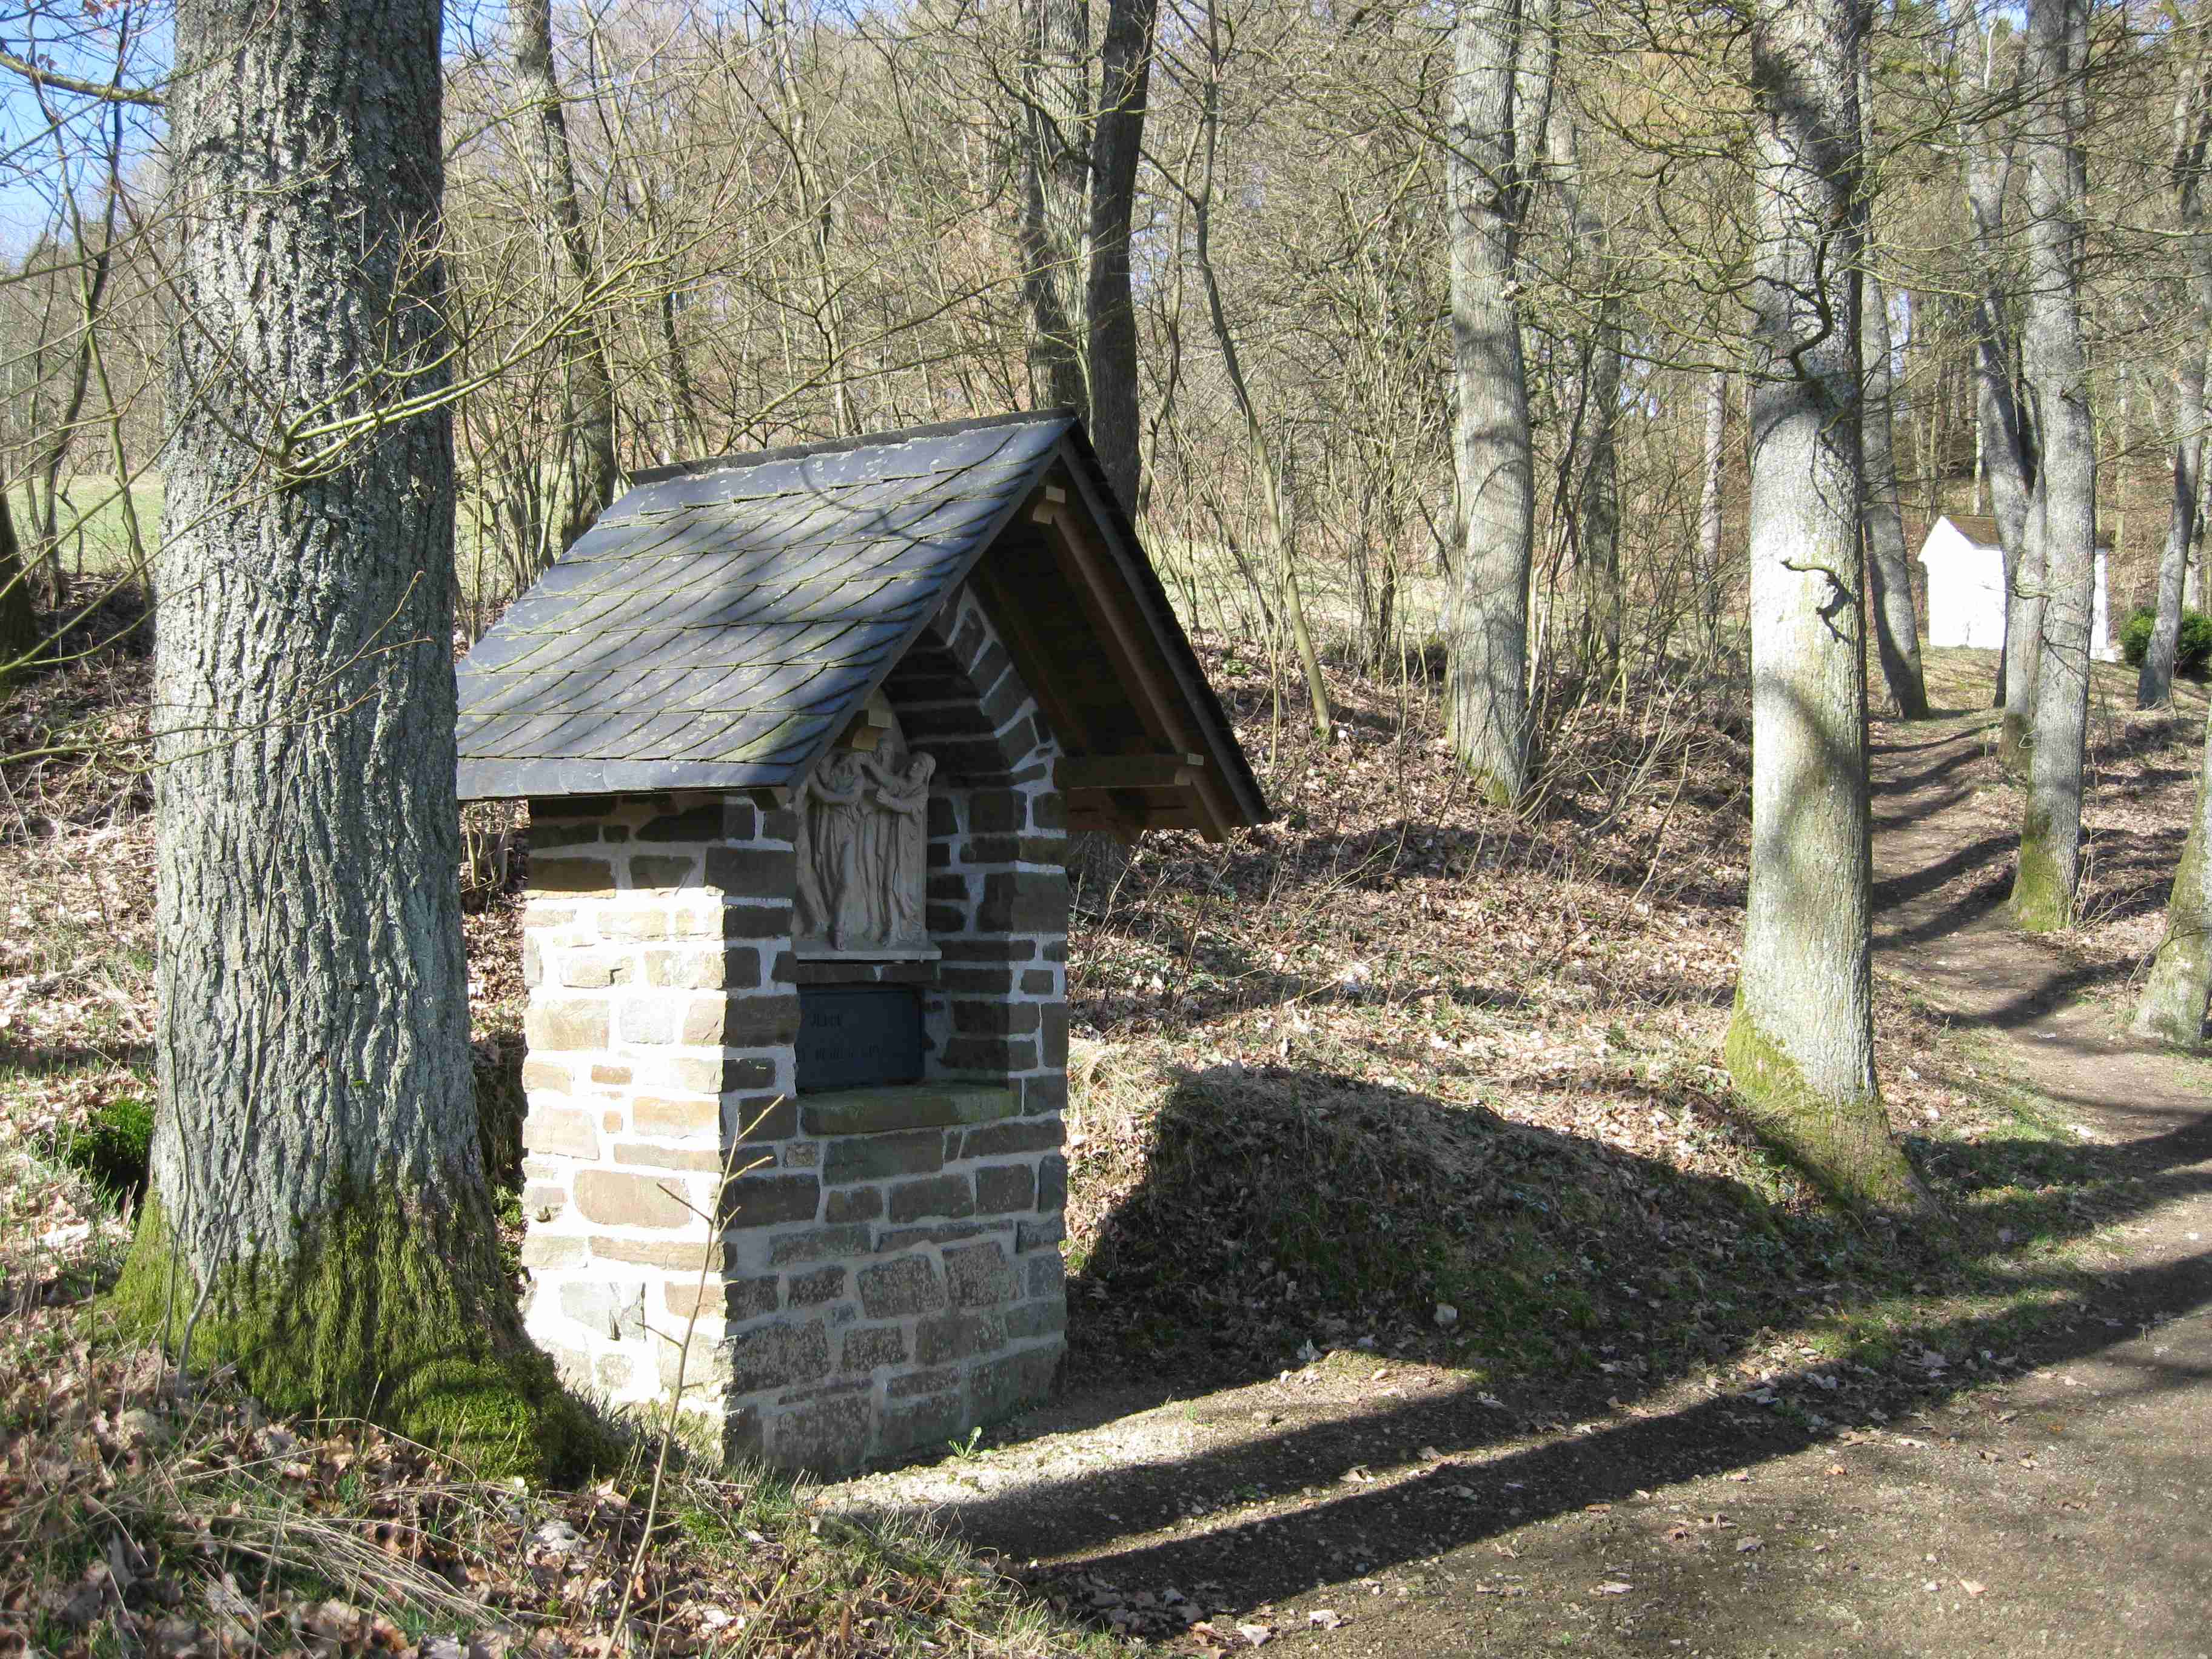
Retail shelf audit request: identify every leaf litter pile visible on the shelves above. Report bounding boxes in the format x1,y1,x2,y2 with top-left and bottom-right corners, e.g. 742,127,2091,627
5,604,2207,1656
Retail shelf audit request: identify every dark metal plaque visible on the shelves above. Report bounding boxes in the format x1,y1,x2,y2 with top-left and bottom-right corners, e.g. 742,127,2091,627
796,985,924,1093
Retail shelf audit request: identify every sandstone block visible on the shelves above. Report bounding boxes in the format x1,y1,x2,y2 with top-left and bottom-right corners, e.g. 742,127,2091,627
680,995,726,1046
857,1255,946,1319
598,907,672,942
724,994,801,1047
528,857,615,894
875,1219,1013,1253
632,1094,719,1135
660,1051,777,1095
788,1265,846,1306
591,1236,725,1271
615,1142,728,1173
968,1345,1059,1420
726,1319,830,1395
975,1163,1036,1215
559,951,630,989
825,1187,883,1224
518,1233,587,1270
574,1168,692,1230
704,846,796,897
720,1174,820,1229
976,871,1067,935
527,1000,609,1052
617,996,678,1046
888,1172,974,1224
766,1224,871,1264
1027,1251,1065,1299
630,855,696,890
823,1129,943,1185
521,1058,572,1093
1017,1215,1067,1254
1006,1299,1066,1339
773,1390,873,1473
878,1392,964,1456
960,1118,1063,1159
943,1241,1017,1310
523,1107,600,1161
914,1310,1006,1367
841,1326,908,1370
637,802,723,842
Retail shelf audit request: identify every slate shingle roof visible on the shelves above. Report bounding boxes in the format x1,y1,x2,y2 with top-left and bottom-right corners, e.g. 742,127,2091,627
456,412,1071,801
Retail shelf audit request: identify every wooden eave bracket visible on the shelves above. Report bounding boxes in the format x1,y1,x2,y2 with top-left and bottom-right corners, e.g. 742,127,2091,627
1029,487,1238,843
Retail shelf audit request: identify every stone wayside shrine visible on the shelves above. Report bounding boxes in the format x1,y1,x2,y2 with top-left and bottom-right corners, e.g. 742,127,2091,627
455,411,1267,1470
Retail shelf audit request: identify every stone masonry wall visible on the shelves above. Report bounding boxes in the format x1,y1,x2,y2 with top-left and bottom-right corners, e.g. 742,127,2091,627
515,584,1069,1472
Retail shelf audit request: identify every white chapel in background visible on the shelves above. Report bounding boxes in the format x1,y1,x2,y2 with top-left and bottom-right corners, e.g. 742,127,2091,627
1917,513,2116,662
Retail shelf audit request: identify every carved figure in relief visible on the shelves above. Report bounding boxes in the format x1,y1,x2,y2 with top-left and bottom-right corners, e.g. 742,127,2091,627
793,737,935,954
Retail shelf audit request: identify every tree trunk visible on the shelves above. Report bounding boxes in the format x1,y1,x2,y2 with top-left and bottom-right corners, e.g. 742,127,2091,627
1551,99,1620,686
1187,16,1331,740
2143,358,2204,710
1021,0,1091,415
1087,0,1156,514
517,0,620,558
1960,56,2040,731
2143,38,2212,710
2136,700,2212,1045
1862,264,1930,718
1444,0,1553,805
116,0,586,1477
0,473,36,673
2008,0,2098,934
1726,0,1929,1219
1697,367,1728,651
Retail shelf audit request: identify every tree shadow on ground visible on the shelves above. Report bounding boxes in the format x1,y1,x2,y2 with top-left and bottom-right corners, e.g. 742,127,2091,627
896,1055,2210,1631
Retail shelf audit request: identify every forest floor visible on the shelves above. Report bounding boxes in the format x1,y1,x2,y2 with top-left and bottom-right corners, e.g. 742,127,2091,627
5,622,2211,1657
825,655,2212,1658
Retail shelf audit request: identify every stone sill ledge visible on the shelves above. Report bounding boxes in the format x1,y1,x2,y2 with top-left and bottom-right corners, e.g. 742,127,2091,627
797,1082,1019,1138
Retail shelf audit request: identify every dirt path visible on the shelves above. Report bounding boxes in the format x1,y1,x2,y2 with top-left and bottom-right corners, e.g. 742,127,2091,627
828,711,2212,1657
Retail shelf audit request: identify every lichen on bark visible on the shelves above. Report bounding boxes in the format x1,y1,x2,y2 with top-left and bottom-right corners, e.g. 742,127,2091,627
2009,802,2075,933
114,1188,601,1481
1723,1008,1934,1221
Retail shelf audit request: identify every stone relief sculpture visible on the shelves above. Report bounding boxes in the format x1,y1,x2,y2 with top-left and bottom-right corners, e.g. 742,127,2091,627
794,732,937,956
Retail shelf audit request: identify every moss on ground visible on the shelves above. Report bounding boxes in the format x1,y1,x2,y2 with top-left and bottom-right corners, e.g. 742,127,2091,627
112,1187,606,1482
1722,1007,1937,1223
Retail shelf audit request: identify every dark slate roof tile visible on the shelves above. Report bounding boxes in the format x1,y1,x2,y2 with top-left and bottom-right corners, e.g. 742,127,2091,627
456,411,1067,800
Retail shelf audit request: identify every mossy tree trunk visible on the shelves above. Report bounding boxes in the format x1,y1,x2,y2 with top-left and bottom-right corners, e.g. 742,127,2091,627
2008,0,2097,935
1444,0,1555,805
116,0,585,1478
1728,0,1931,1221
2136,700,2212,1045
